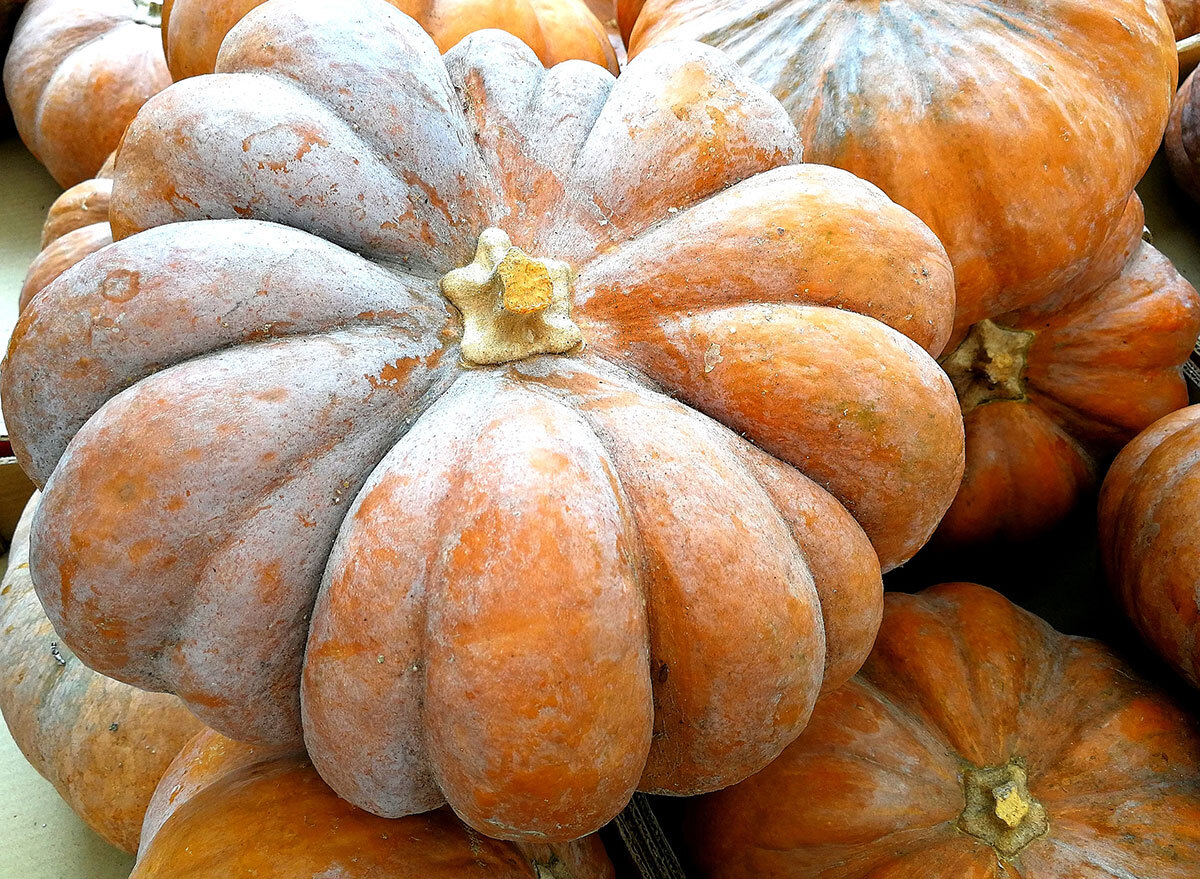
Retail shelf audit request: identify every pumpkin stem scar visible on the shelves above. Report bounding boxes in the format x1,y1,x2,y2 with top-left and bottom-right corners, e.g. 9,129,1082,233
939,318,1035,415
958,759,1048,857
440,228,583,366
130,0,163,27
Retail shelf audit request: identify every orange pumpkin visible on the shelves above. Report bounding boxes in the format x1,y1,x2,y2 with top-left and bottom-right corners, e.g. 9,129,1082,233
622,0,1194,546
1167,0,1200,41
19,153,115,312
160,0,618,80
1100,404,1200,689
4,0,965,841
1168,70,1200,203
0,494,202,853
3,0,171,187
132,728,613,878
684,583,1200,878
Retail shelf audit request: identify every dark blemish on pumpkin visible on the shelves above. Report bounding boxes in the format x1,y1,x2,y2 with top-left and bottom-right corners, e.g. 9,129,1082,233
50,643,66,666
109,722,119,732
658,662,670,683
100,269,140,303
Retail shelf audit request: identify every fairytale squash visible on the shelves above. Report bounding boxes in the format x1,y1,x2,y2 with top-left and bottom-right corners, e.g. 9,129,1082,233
132,729,614,878
3,0,171,187
3,0,965,840
160,0,618,80
19,153,115,311
684,582,1200,878
1100,404,1200,689
0,495,202,853
1168,70,1200,203
621,0,1193,546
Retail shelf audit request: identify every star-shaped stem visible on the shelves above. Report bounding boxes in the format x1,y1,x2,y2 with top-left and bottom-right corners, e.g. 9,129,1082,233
440,229,583,366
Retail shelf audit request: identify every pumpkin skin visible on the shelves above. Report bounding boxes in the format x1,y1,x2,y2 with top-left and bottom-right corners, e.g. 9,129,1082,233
3,0,965,840
19,153,116,312
3,0,171,187
683,583,1200,878
621,0,1177,334
132,728,614,879
160,0,618,80
1167,70,1200,204
1166,0,1200,41
1099,404,1200,689
0,494,203,853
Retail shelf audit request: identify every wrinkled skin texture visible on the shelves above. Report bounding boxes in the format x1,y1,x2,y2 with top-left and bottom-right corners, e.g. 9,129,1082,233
684,583,1200,878
4,0,964,840
1100,405,1200,689
936,196,1200,545
622,0,1177,334
1166,0,1200,40
3,0,171,186
20,154,115,312
1168,70,1200,204
0,495,202,853
133,729,614,878
160,0,618,80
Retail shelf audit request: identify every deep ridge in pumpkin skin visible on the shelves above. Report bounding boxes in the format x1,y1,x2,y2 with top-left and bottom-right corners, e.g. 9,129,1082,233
5,0,964,839
682,583,1200,878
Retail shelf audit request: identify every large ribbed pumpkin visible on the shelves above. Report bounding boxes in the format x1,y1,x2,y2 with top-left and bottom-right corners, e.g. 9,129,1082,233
684,583,1200,878
621,0,1193,547
0,495,202,853
3,0,171,186
1100,404,1200,689
132,729,613,878
3,0,965,841
1168,68,1200,203
160,0,618,80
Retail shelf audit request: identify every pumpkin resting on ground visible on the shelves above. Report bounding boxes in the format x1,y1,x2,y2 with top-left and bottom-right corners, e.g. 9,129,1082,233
160,0,618,80
684,583,1200,878
132,729,613,878
3,0,171,187
621,0,1194,547
0,495,202,853
4,0,965,840
1100,404,1200,689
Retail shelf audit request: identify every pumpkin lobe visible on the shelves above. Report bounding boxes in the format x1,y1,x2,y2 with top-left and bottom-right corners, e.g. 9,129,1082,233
131,0,164,27
441,228,583,365
940,319,1034,415
957,760,1048,858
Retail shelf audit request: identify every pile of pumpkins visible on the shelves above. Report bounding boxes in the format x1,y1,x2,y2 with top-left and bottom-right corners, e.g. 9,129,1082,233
3,0,1200,876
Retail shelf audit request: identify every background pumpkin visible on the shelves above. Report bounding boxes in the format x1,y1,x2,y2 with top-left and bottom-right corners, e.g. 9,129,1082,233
1167,69,1200,203
132,728,614,878
683,582,1200,878
621,0,1194,547
4,0,964,841
159,0,619,80
1167,0,1200,41
3,0,171,187
1099,404,1200,689
0,494,202,853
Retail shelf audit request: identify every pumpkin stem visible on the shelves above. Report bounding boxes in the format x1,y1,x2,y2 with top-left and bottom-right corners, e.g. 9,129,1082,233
440,229,583,366
957,759,1048,858
131,0,163,27
939,319,1034,415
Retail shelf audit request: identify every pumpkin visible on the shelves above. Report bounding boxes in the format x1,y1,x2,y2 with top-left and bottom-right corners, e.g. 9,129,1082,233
1168,70,1200,203
683,582,1200,878
3,0,171,187
132,728,614,878
1099,404,1200,689
1167,0,1200,41
160,0,618,81
0,494,203,853
4,0,965,840
621,0,1193,546
19,152,115,312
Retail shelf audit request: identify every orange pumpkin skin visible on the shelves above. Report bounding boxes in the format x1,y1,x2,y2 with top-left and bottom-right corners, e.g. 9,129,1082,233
132,729,613,879
4,0,964,840
1100,405,1200,688
160,0,618,80
3,0,171,187
0,495,203,853
1167,70,1200,204
683,583,1200,878
622,0,1177,335
935,195,1200,545
1166,0,1200,40
19,155,115,312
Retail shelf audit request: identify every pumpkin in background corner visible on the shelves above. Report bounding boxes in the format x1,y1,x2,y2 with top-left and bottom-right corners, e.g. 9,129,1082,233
683,583,1200,878
3,0,171,186
0,494,203,853
4,0,965,842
